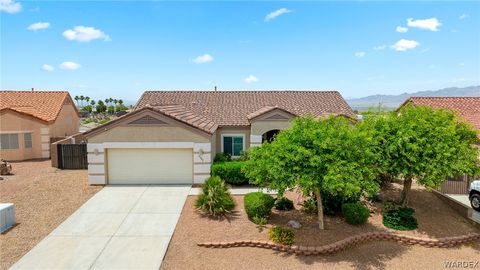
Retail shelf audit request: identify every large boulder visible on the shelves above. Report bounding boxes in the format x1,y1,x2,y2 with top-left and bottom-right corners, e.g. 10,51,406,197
0,159,12,175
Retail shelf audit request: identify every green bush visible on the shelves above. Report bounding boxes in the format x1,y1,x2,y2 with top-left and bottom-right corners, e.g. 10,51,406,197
268,226,295,246
274,197,294,211
194,176,235,216
213,153,232,163
302,197,317,214
211,161,249,185
322,191,360,216
382,205,418,231
244,192,275,220
252,215,267,225
342,203,370,225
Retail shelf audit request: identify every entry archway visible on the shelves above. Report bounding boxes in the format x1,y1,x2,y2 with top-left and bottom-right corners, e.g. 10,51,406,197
262,129,280,143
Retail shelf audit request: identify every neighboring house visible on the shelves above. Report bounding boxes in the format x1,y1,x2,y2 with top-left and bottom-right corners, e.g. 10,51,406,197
84,90,354,185
0,90,80,161
399,97,480,137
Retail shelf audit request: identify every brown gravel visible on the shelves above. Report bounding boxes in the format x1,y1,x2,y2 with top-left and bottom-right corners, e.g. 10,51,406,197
161,183,480,270
0,160,102,270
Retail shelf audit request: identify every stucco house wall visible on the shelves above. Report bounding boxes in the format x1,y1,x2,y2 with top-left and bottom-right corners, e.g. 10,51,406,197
49,104,80,138
0,111,45,161
215,126,251,155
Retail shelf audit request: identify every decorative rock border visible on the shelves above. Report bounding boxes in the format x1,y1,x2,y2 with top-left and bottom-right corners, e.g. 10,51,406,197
198,232,480,255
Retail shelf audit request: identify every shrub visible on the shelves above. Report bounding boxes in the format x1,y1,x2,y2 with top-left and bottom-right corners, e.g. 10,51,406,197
322,191,360,216
252,215,267,225
342,203,370,225
244,192,275,220
98,117,111,125
194,176,235,216
213,153,232,163
302,197,317,214
268,226,295,246
274,197,294,211
382,205,418,231
211,161,249,185
237,150,250,161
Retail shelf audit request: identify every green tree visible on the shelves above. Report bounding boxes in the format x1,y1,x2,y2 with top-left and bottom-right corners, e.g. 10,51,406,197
244,116,379,229
80,95,85,107
364,106,479,205
96,100,107,113
74,96,79,107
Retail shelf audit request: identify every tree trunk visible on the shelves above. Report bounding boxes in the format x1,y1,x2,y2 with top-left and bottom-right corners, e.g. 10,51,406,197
399,176,412,205
314,188,325,230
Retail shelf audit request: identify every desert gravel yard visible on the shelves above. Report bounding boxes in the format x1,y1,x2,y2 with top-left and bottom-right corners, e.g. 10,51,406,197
161,183,480,270
0,160,102,270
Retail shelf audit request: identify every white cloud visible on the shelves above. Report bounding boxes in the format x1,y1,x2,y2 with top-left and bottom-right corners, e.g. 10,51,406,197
396,26,408,33
265,8,292,22
391,39,420,51
407,17,441,31
459,14,468,20
373,45,386,51
41,64,54,72
243,75,259,83
59,61,81,70
63,26,111,42
27,22,50,31
193,54,214,64
0,0,21,13
354,51,366,58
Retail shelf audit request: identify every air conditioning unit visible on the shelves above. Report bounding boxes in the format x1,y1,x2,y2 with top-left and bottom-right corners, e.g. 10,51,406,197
0,203,15,233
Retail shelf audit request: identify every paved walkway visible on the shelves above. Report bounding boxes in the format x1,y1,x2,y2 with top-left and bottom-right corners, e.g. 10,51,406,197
11,185,191,270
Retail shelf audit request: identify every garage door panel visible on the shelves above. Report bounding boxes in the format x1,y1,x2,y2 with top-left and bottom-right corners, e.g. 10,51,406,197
107,148,193,184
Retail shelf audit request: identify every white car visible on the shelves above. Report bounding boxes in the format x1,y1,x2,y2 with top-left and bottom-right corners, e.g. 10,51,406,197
469,180,480,211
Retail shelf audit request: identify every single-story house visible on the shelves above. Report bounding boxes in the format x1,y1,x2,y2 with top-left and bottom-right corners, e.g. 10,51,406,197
84,90,355,185
0,90,80,161
399,96,480,137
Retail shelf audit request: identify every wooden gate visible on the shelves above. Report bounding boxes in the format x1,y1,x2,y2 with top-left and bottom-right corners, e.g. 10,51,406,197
438,175,471,194
57,144,88,169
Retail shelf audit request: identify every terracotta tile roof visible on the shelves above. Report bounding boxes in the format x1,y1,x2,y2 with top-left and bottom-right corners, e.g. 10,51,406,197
405,97,480,130
84,105,218,137
150,104,218,134
136,91,354,126
0,90,77,122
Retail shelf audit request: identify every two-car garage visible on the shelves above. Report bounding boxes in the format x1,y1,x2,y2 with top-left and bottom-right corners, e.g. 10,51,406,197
106,148,193,185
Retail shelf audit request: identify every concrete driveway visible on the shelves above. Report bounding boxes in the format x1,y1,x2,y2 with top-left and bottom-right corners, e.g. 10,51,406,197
11,185,191,270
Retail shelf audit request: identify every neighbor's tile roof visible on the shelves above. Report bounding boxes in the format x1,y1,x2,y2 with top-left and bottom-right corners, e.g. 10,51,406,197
406,97,480,130
0,90,76,122
136,91,354,126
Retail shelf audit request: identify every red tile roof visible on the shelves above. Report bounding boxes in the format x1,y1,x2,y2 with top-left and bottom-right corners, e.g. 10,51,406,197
404,97,480,130
0,90,78,122
136,91,354,126
150,104,218,134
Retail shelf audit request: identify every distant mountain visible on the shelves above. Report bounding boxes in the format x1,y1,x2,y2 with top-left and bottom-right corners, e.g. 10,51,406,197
347,86,480,111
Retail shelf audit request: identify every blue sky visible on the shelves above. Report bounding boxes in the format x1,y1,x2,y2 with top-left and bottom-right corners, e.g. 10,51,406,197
1,1,479,103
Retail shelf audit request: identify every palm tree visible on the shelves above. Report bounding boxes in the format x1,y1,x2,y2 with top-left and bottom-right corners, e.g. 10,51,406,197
104,98,109,106
90,100,96,113
74,96,79,107
118,99,124,105
85,96,90,104
80,95,85,107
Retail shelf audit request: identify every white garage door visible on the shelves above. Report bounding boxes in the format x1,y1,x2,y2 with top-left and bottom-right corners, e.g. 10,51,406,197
107,148,193,184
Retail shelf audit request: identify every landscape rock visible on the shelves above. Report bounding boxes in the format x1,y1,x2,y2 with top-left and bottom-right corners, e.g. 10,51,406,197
287,220,302,229
0,159,12,175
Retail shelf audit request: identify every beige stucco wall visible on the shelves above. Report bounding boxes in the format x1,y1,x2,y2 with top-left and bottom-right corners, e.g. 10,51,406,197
215,126,250,154
250,120,292,136
0,111,44,161
49,104,80,138
88,125,210,143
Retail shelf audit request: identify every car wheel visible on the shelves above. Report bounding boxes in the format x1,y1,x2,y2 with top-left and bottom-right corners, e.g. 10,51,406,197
471,194,480,211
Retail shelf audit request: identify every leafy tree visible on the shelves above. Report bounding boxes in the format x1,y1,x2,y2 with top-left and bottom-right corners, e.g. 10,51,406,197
363,106,479,205
82,105,93,113
96,100,107,113
244,116,379,229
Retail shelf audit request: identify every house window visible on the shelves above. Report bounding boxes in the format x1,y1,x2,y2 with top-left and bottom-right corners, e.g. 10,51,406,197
222,135,244,157
0,134,19,149
24,133,33,148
